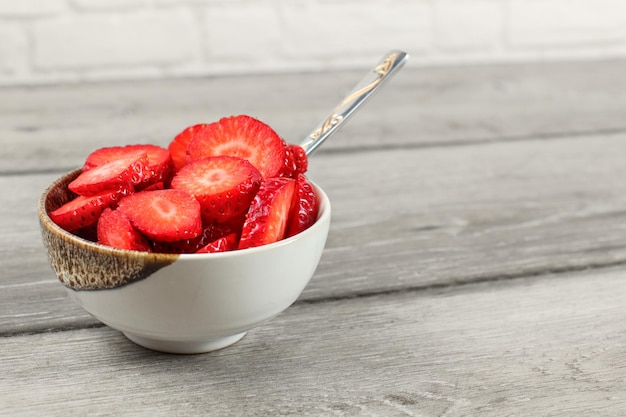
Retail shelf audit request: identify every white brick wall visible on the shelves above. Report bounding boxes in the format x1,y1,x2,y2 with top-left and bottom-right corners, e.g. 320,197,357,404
0,0,625,86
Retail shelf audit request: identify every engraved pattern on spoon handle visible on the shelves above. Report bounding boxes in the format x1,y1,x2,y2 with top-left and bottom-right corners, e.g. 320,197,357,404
300,50,409,156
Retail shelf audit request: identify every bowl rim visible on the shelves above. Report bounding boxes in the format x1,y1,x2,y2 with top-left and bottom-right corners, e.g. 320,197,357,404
38,168,331,260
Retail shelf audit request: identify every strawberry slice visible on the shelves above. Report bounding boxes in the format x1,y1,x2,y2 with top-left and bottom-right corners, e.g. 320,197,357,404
277,140,296,178
238,177,296,250
136,144,174,189
195,233,239,254
48,185,133,232
170,156,262,224
278,143,309,178
74,223,99,242
168,124,207,172
118,189,202,242
185,115,287,178
97,208,151,252
83,144,174,189
152,221,235,254
286,174,319,238
69,150,148,196
140,181,164,192
289,144,308,176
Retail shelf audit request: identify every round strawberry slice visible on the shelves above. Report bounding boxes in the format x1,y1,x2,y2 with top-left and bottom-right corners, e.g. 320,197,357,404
83,144,174,189
97,208,151,252
238,177,296,250
170,156,262,224
118,189,202,242
168,124,207,172
286,174,319,238
69,150,148,196
48,185,133,232
185,115,287,178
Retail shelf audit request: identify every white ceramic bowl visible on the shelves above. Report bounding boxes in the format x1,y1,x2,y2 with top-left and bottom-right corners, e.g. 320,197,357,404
38,169,331,354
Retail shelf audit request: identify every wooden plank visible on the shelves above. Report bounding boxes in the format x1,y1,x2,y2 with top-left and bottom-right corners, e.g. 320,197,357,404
307,132,626,299
2,267,626,416
3,59,626,173
3,133,626,333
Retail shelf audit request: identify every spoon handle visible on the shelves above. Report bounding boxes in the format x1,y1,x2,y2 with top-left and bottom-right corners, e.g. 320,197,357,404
300,50,409,156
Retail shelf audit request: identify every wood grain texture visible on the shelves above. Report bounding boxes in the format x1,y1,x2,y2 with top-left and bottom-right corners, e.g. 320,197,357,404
4,133,626,333
2,60,626,416
3,59,626,174
2,267,626,417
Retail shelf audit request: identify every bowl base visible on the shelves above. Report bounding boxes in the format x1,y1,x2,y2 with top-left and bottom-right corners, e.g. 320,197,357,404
123,331,247,354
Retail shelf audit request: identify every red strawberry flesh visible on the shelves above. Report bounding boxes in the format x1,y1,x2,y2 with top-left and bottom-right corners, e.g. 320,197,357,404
278,143,309,178
118,189,202,242
83,144,174,189
152,221,235,254
140,181,165,192
51,115,317,254
277,140,297,178
289,144,308,176
48,185,133,232
170,156,262,224
97,208,152,252
169,125,207,172
238,177,296,250
186,115,286,178
286,174,319,237
135,144,174,188
69,150,147,196
195,232,239,254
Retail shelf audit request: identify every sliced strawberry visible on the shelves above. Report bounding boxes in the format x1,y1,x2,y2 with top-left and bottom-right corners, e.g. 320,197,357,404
69,150,148,196
118,189,202,242
286,174,319,238
219,211,248,236
185,115,287,178
82,145,135,170
169,125,208,172
152,221,234,254
139,181,165,192
170,156,262,224
135,144,174,189
238,177,296,250
278,143,309,178
48,185,133,232
277,141,296,178
289,144,308,176
97,208,151,252
83,144,174,189
74,223,99,242
196,233,239,254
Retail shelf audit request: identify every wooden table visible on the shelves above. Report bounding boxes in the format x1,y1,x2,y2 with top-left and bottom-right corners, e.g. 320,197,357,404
2,59,626,416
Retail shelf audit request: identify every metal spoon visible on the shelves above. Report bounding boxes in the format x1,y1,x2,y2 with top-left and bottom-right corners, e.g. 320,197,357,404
300,50,409,156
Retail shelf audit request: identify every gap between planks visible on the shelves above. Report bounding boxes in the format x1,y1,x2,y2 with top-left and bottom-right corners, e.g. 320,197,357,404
3,261,625,339
3,127,626,178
